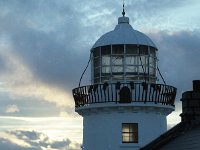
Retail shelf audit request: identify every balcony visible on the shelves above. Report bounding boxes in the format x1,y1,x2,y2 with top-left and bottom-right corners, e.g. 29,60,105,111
72,82,176,108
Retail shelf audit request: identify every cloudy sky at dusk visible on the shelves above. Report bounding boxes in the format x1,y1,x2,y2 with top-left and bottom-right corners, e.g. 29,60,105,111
0,0,200,149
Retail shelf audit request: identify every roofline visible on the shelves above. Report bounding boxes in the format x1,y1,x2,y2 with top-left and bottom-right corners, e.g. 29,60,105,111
140,122,184,150
91,44,158,52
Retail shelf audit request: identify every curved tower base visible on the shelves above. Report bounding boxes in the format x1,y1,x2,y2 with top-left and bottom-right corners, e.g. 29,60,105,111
77,104,174,150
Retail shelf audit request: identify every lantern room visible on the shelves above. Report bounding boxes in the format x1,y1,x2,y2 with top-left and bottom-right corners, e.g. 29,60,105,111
91,17,157,84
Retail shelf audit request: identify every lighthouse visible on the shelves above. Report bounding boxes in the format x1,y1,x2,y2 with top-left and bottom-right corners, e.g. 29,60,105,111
72,4,176,150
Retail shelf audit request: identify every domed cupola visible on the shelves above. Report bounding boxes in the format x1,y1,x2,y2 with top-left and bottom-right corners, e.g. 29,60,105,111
93,16,157,48
91,14,158,84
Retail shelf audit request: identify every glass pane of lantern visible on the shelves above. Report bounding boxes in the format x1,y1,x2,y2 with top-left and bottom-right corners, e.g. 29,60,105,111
93,47,100,57
94,78,100,83
94,57,100,67
138,66,148,74
112,66,123,73
138,56,147,65
101,45,111,55
126,76,138,80
102,56,110,65
112,45,124,54
126,44,138,54
94,67,100,77
149,67,155,75
139,45,148,55
102,66,110,73
149,57,155,67
126,56,137,65
126,66,137,73
112,56,123,65
113,76,123,80
150,47,156,57
101,76,110,82
150,77,156,83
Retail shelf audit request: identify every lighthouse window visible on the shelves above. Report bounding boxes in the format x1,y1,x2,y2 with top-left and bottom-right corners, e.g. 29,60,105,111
112,66,123,73
93,47,100,57
94,67,100,76
112,56,123,65
122,123,138,143
101,45,111,55
94,57,100,67
126,66,137,73
149,57,155,67
126,45,138,54
102,56,110,65
126,56,137,65
139,45,148,55
150,47,156,57
102,66,110,74
149,67,156,75
112,45,124,54
139,56,148,65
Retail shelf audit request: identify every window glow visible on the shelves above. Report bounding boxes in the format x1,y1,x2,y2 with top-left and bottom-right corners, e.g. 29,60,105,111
122,123,138,143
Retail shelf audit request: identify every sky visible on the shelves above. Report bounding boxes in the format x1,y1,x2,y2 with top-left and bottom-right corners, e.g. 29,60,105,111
0,0,200,149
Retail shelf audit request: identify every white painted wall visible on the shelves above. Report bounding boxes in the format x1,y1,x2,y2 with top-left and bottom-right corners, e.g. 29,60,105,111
77,105,171,150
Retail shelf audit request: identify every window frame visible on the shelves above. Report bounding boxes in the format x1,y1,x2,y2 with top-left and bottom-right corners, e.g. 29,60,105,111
92,44,157,84
122,123,138,143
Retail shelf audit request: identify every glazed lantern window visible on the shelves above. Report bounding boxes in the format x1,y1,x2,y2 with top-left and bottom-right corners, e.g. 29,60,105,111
92,44,157,84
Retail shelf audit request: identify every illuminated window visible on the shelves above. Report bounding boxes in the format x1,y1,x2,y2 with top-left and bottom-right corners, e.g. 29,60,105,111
122,123,138,143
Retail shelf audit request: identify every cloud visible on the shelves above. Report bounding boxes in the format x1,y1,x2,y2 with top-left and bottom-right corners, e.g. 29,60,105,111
0,130,81,150
0,132,32,149
5,105,20,113
0,0,93,112
0,116,83,143
0,0,199,129
148,30,200,94
0,44,73,108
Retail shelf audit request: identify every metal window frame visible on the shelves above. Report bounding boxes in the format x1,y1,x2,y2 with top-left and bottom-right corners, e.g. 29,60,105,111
122,123,138,143
92,44,158,84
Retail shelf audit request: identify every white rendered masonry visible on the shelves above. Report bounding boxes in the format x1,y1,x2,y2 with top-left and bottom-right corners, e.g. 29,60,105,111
76,103,174,150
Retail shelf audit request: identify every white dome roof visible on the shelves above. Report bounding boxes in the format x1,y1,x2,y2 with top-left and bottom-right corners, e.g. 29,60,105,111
92,17,157,49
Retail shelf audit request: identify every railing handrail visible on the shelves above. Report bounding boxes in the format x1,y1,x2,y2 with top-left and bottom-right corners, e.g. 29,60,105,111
72,82,177,108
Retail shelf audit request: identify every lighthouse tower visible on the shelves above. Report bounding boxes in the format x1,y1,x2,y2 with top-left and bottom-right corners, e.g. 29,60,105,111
72,5,176,150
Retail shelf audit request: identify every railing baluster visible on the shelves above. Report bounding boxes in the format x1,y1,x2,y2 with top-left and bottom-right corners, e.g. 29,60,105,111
72,83,176,108
134,83,137,102
160,85,164,104
100,84,103,103
96,85,100,103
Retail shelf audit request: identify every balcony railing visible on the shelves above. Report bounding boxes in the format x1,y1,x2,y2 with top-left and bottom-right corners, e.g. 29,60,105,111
72,82,176,108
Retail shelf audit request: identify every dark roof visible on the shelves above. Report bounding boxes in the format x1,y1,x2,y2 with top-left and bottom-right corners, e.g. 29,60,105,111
140,122,200,150
141,80,200,150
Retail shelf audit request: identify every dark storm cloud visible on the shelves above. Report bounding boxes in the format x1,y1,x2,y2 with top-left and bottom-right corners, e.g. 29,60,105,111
0,0,92,91
0,0,195,92
0,0,124,90
0,0,199,114
148,30,200,100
